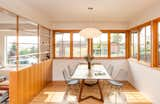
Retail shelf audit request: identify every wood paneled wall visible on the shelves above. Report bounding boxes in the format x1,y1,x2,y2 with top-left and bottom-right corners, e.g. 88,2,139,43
9,59,52,104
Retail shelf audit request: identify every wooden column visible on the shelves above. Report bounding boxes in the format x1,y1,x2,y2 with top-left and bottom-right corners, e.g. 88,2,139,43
126,30,130,58
151,20,158,67
52,31,55,58
70,32,73,58
108,32,111,58
137,29,140,61
88,39,92,56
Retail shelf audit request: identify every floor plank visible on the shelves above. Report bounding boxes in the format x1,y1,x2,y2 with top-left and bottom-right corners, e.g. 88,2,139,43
30,81,151,104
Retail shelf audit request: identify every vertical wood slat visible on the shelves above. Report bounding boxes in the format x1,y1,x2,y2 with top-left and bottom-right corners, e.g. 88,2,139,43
9,59,53,104
9,72,18,104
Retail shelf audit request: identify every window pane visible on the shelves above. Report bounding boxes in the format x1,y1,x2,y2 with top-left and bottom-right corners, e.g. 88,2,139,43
55,33,63,57
93,36,101,57
19,17,38,67
1,11,17,67
111,33,125,57
146,26,151,63
63,33,70,57
6,36,17,66
140,27,145,61
93,33,108,57
131,33,134,57
73,33,87,57
131,32,138,58
39,26,50,61
55,32,70,57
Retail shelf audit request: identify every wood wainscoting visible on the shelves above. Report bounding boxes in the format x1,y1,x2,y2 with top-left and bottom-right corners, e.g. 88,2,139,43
9,59,53,104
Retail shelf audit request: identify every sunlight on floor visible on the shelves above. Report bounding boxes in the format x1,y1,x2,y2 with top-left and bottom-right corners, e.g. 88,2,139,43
44,91,77,103
44,91,65,103
30,82,152,104
122,91,151,104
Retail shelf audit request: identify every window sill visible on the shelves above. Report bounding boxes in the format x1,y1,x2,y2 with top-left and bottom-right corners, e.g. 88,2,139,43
128,58,151,67
129,58,160,71
54,57,127,59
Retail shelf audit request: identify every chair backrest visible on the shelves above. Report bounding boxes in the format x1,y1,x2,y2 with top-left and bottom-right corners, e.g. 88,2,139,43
68,65,73,76
112,69,125,80
62,69,70,83
68,64,78,76
107,64,114,76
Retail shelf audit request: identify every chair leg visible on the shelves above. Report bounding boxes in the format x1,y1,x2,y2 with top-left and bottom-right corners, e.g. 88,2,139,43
109,85,113,95
115,86,122,104
115,88,118,104
64,85,70,99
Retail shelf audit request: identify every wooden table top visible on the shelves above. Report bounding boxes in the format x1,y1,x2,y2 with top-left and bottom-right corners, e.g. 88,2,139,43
71,64,112,80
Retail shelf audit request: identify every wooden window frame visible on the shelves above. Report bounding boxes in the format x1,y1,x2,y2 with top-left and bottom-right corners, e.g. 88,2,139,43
54,32,71,59
138,25,152,65
110,32,126,58
92,33,108,58
130,31,139,59
72,32,88,58
157,20,160,66
130,24,152,66
53,30,128,59
129,17,160,67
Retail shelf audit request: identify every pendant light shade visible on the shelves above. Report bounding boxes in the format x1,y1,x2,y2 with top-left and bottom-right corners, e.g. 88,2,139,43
79,28,102,39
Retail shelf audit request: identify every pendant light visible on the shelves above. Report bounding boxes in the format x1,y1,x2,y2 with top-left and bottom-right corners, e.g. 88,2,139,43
79,7,102,39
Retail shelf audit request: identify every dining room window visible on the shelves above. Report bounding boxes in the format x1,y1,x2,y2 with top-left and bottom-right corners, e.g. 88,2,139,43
110,33,126,57
131,32,138,59
55,32,70,57
140,25,151,63
73,33,88,57
93,33,108,57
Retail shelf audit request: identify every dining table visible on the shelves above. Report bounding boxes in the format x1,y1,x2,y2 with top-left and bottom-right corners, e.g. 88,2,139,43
71,64,111,102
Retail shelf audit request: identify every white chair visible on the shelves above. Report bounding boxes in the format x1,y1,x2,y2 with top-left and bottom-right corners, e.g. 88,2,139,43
67,63,78,76
62,69,79,98
108,68,124,104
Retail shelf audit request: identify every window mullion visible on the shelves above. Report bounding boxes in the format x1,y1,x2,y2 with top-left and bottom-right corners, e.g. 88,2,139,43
70,32,73,58
108,32,110,58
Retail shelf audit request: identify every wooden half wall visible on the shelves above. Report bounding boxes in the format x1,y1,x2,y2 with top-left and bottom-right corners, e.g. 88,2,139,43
9,59,52,104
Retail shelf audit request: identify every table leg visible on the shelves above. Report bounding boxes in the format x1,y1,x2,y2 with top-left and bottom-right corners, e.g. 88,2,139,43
78,79,104,102
78,79,84,102
97,80,104,102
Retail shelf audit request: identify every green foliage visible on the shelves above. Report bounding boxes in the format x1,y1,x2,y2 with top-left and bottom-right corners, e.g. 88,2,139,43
20,49,30,55
9,44,16,56
112,34,122,43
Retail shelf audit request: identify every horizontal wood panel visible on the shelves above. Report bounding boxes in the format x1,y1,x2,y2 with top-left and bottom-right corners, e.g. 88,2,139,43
9,59,52,104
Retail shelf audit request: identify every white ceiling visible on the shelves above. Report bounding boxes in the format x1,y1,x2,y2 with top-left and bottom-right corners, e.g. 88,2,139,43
21,0,159,23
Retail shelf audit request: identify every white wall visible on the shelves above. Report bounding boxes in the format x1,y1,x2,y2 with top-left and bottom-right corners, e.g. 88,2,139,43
129,1,160,28
52,59,129,81
128,60,160,104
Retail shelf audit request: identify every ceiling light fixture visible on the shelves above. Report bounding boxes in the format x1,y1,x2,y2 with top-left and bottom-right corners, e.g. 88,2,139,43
79,7,102,39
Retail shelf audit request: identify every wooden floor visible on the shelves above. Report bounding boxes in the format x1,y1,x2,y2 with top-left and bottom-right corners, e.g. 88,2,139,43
30,81,151,104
